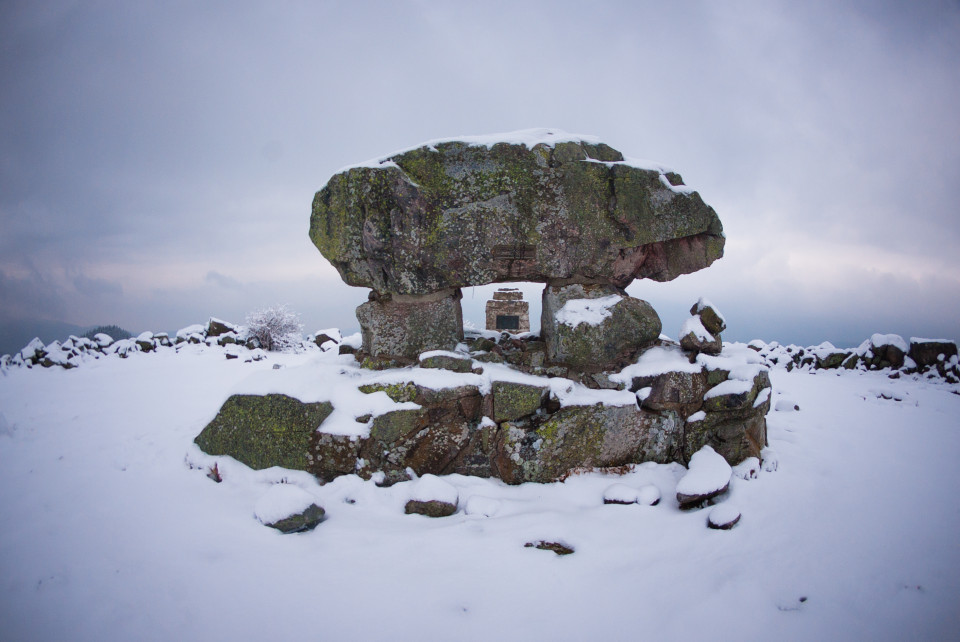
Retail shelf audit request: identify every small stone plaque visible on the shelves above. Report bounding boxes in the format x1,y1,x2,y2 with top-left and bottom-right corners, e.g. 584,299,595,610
492,244,535,261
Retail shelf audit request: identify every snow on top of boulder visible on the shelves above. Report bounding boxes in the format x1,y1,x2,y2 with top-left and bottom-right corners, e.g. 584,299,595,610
611,345,702,384
603,483,644,504
418,349,470,361
176,324,206,340
312,328,342,343
870,333,908,352
340,128,602,171
254,483,318,526
704,378,754,399
695,342,766,372
753,387,771,408
408,474,458,505
687,411,706,423
680,315,713,342
136,331,154,342
20,337,44,358
676,446,732,497
335,130,698,193
545,376,638,408
910,337,956,345
555,295,622,328
93,333,113,347
809,341,843,359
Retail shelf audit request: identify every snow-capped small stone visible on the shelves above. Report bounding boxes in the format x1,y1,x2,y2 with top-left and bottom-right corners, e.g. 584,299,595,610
707,503,741,530
408,474,458,505
254,483,319,526
676,446,732,508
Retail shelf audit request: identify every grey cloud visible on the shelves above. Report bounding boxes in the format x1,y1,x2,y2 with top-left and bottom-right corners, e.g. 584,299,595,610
72,274,123,297
205,271,243,290
1,1,958,344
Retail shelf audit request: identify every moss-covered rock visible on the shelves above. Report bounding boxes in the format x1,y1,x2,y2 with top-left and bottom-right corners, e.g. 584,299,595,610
357,290,464,362
309,432,363,481
494,404,682,483
419,352,474,372
637,369,708,416
358,381,419,403
369,408,428,444
404,499,457,517
194,394,334,471
816,350,850,369
542,283,661,372
310,134,724,295
701,371,770,413
264,504,326,534
491,381,547,422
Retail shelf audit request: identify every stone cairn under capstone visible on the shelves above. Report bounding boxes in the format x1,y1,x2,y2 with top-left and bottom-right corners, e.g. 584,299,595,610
486,288,529,333
194,130,770,488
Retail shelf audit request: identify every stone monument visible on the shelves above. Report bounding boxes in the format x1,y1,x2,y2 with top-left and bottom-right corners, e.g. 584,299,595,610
485,288,529,333
193,130,770,488
309,129,724,370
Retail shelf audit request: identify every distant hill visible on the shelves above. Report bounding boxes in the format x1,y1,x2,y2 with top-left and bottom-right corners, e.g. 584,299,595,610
0,319,133,356
82,325,133,341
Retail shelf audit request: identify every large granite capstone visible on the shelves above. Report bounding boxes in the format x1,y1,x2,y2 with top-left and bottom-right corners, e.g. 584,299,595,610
310,130,724,296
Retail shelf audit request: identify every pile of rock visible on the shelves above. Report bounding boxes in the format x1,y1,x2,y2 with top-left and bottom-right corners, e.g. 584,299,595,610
679,298,725,356
749,334,959,384
0,318,342,372
195,307,772,487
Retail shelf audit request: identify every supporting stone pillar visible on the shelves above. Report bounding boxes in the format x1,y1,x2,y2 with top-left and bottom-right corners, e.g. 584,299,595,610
356,288,464,363
541,282,661,372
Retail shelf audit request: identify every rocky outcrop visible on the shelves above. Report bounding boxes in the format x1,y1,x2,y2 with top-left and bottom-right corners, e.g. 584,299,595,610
195,307,773,487
749,335,959,383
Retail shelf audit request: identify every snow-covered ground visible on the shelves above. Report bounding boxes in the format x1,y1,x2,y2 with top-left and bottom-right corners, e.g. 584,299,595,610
1,344,958,641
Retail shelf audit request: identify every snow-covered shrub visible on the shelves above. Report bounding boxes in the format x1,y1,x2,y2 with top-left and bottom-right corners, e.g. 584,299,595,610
244,305,304,352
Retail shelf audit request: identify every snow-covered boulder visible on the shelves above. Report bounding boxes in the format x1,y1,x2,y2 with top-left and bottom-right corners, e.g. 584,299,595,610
909,338,958,369
679,299,727,356
603,483,661,506
691,298,726,335
404,475,458,517
206,317,239,338
707,503,741,529
676,446,732,509
541,282,662,372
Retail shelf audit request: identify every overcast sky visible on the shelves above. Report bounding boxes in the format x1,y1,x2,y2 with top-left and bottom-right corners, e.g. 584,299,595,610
2,0,959,350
